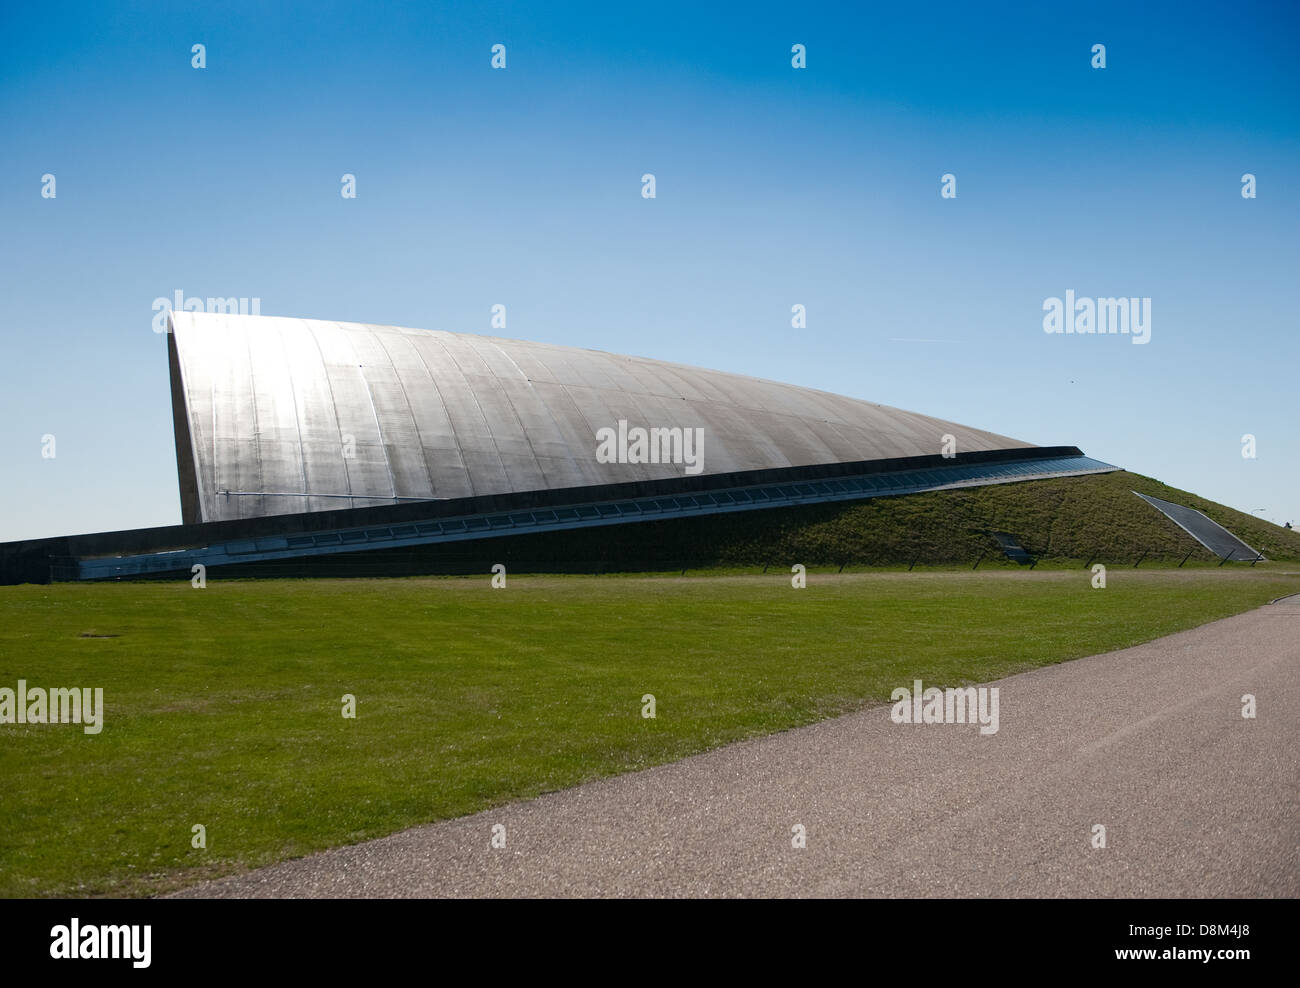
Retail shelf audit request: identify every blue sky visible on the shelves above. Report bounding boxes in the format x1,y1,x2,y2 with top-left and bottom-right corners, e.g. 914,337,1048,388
1,0,1297,540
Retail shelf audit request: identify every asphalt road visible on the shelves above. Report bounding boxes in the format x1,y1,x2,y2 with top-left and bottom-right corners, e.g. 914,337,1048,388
173,598,1300,898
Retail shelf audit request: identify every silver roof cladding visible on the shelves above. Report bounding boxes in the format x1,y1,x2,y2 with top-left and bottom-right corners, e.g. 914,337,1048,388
168,312,1034,524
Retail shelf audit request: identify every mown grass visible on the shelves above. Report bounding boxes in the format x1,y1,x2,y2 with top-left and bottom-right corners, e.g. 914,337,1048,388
1,567,1297,897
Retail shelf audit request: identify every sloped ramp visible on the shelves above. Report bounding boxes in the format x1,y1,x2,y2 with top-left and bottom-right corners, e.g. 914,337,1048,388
1135,492,1263,561
990,531,1034,565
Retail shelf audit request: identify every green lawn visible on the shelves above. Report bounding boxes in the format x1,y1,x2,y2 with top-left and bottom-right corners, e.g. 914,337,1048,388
2,567,1296,897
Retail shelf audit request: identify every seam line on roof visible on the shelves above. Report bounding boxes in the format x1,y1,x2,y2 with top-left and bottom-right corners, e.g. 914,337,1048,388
353,339,398,500
361,325,435,501
403,334,474,498
240,315,264,523
302,320,357,512
276,319,310,513
206,321,217,518
481,338,588,491
465,337,548,486
436,337,513,491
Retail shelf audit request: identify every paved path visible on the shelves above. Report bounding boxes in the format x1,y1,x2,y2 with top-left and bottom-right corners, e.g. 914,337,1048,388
173,600,1300,898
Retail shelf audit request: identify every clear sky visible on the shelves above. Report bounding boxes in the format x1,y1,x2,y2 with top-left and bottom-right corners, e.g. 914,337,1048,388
1,0,1297,541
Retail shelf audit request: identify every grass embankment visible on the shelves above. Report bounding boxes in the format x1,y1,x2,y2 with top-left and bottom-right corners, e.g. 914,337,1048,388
2,567,1297,897
255,469,1300,578
624,468,1300,567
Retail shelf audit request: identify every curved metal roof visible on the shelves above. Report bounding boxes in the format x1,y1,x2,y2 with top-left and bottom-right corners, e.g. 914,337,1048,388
168,313,1033,523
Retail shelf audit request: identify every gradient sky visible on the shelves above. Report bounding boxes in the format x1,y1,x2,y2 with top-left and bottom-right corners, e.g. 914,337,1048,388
1,0,1297,541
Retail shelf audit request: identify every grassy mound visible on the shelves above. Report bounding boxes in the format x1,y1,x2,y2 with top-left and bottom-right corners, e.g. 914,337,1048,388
238,469,1300,578
680,469,1300,568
